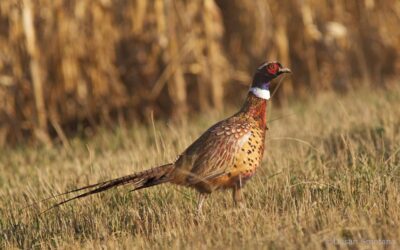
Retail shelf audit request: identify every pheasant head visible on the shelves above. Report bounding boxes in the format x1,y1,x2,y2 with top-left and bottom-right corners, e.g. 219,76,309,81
250,61,291,100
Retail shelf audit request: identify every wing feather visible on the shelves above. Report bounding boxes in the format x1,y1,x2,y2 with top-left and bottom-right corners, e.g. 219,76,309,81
180,117,252,184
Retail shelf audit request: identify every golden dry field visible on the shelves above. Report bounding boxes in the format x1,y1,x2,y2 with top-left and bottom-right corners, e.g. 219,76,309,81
1,0,399,145
1,1,400,249
1,86,400,249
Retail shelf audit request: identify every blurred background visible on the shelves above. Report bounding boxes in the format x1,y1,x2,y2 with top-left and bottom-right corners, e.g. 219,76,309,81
0,0,399,146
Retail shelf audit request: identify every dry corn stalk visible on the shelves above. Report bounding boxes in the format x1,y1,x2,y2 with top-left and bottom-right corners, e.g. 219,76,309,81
0,0,398,146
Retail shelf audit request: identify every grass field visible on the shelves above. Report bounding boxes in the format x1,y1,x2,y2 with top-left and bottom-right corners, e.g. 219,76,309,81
1,86,400,249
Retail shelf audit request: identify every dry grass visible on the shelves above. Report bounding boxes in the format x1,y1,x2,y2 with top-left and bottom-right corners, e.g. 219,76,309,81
1,86,400,249
1,0,399,145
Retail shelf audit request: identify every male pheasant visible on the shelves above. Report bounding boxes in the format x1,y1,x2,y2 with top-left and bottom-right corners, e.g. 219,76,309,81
44,61,291,212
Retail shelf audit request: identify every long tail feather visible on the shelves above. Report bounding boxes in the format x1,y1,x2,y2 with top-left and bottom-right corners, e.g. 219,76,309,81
39,163,174,214
23,179,114,211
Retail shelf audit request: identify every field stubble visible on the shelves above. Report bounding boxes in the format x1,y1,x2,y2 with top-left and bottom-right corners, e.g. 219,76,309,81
1,86,400,249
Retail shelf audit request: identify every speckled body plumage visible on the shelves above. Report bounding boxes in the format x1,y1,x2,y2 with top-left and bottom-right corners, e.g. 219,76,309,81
44,62,290,213
170,93,267,194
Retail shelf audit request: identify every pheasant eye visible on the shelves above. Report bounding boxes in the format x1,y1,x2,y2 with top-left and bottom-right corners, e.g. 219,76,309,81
267,63,279,74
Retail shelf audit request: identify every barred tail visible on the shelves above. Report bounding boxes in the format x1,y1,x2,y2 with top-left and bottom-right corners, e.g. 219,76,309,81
41,163,174,213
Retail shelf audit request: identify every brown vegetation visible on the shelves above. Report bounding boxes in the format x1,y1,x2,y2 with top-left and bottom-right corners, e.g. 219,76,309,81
1,87,399,248
0,0,399,145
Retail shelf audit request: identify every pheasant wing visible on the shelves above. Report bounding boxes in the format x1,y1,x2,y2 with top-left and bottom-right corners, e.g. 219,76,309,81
182,117,252,184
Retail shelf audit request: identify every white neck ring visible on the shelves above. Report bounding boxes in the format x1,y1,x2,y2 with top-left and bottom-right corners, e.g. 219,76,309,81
250,87,270,100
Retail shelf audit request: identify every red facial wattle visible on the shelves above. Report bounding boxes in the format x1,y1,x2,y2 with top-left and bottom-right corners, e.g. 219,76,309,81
267,63,279,75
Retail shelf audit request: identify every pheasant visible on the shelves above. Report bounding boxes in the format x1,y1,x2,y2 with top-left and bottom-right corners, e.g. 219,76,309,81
43,61,291,213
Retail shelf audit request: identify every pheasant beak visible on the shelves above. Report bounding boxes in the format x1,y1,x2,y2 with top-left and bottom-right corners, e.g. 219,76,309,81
278,67,291,74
